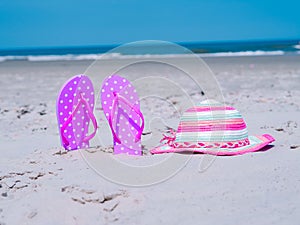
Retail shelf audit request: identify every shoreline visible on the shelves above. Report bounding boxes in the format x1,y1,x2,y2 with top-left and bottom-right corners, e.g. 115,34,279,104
1,52,300,62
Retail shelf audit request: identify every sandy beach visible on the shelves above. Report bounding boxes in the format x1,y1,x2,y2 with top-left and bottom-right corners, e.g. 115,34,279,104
0,55,300,224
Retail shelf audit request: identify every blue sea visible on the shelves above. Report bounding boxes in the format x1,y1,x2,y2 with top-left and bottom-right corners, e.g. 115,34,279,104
0,39,299,62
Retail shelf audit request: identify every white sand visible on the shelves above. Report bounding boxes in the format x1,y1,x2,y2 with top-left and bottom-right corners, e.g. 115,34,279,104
0,56,299,224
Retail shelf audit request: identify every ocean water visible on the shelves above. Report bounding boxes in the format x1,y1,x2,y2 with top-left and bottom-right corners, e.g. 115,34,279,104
0,39,299,62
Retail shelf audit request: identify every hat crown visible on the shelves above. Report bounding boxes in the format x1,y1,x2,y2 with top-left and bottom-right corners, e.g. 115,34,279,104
175,100,248,144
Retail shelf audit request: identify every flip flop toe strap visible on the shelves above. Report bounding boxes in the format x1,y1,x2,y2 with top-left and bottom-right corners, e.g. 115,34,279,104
108,92,144,144
61,93,97,148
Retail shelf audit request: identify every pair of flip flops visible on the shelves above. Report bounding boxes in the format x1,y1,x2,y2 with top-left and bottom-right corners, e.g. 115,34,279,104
56,74,144,155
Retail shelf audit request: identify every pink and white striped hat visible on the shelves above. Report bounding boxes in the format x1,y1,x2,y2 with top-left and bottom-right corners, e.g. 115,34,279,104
151,100,275,156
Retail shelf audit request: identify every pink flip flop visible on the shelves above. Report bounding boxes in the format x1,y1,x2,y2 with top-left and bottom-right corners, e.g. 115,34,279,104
56,74,97,150
101,75,144,155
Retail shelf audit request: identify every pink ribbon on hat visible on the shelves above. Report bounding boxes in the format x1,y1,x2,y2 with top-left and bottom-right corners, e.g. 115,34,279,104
160,129,177,146
160,128,251,149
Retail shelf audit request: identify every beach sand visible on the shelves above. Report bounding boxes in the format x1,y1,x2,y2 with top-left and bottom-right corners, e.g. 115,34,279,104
0,55,299,224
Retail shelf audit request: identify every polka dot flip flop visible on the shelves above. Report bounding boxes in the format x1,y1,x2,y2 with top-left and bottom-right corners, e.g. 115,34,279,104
56,75,97,150
101,75,144,155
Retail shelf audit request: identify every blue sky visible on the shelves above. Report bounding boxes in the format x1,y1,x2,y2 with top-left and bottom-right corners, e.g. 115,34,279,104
0,0,300,49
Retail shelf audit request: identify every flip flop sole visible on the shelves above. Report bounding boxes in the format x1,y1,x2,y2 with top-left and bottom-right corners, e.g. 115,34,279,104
101,75,142,155
57,75,95,150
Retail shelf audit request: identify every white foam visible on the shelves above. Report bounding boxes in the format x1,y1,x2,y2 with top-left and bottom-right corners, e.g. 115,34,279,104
293,44,300,50
0,50,295,62
28,54,101,61
0,55,27,62
200,50,285,57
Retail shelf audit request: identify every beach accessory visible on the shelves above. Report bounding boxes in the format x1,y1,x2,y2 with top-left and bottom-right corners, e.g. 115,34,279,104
101,75,144,155
151,100,275,156
57,75,97,150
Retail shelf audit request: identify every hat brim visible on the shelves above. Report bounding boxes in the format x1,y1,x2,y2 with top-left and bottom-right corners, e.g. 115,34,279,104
150,134,275,156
